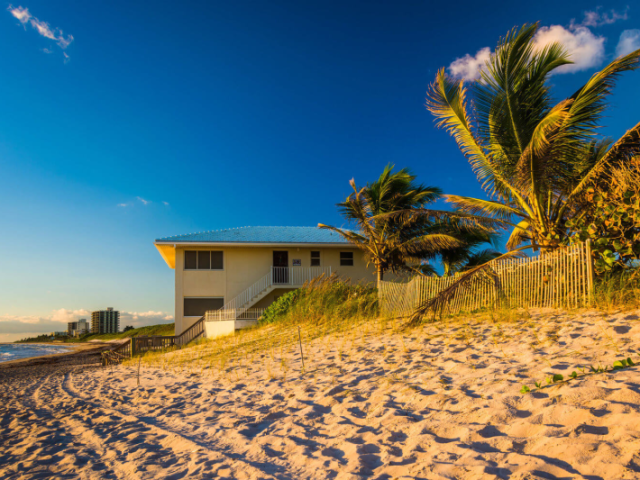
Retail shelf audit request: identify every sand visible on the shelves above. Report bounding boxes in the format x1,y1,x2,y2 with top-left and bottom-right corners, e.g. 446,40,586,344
2,309,640,479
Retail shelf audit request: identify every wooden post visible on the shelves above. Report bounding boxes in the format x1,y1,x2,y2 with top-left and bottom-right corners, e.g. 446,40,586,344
585,239,594,306
297,326,305,371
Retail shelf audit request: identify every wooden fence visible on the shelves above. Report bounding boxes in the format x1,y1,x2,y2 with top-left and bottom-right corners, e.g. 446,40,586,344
102,316,206,365
379,241,594,318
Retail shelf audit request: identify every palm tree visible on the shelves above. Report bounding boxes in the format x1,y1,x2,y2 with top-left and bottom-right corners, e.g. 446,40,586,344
319,165,465,283
426,23,640,254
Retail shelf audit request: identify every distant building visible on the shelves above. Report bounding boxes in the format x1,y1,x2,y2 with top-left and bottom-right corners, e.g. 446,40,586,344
51,331,68,337
68,318,89,337
91,308,120,334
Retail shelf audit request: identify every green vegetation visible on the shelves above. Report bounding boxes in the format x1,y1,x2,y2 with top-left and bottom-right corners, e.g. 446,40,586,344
520,357,637,395
567,156,640,274
259,290,301,325
426,23,640,254
260,275,378,326
16,323,175,343
593,270,640,311
318,164,494,282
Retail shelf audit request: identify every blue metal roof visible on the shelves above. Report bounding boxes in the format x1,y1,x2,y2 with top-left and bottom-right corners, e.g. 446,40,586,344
155,226,352,244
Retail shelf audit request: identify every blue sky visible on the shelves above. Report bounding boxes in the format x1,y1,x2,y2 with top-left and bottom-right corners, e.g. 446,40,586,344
0,1,638,341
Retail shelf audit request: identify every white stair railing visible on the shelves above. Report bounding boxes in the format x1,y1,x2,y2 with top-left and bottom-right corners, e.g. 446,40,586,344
205,266,331,322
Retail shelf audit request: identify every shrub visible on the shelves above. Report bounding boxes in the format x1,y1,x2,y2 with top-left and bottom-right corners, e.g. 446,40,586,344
260,290,301,324
259,274,378,326
567,157,640,275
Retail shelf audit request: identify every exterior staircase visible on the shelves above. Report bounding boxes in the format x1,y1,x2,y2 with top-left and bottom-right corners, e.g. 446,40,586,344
205,266,331,323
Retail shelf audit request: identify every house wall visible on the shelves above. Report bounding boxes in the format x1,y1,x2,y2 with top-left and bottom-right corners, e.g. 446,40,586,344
174,246,375,334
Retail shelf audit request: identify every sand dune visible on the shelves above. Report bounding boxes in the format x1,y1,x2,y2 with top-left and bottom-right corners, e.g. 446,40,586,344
2,309,640,479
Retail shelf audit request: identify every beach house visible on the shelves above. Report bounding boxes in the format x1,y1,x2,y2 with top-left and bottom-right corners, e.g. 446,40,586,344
154,226,375,338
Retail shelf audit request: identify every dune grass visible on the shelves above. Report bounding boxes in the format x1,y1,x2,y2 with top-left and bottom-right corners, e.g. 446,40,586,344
593,269,640,312
122,267,640,383
125,275,382,377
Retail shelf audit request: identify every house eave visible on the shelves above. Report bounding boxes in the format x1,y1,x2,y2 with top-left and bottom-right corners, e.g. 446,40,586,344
153,241,353,248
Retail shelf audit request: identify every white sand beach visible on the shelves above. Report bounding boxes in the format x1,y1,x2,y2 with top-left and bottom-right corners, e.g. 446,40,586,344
2,309,640,479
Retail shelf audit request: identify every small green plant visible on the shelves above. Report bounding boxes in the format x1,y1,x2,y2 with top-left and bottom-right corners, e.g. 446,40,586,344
520,356,638,394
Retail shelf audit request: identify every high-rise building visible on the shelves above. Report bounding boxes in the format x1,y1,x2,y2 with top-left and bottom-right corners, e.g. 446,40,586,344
68,318,89,336
91,308,120,334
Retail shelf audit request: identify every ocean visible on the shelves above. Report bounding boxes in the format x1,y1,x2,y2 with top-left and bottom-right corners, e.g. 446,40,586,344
0,343,73,363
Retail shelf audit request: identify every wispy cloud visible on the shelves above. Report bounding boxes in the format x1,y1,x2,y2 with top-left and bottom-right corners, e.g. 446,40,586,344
7,5,73,60
448,20,606,81
576,7,629,28
137,196,150,205
162,201,170,206
117,202,131,207
616,29,640,57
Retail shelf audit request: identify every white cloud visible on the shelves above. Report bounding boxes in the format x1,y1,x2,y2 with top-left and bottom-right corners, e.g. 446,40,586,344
50,308,91,323
448,46,491,81
121,311,174,328
533,25,605,73
137,196,150,205
448,21,608,81
616,29,640,57
162,201,170,206
117,202,130,207
578,7,628,27
0,309,174,341
7,4,73,60
8,5,30,24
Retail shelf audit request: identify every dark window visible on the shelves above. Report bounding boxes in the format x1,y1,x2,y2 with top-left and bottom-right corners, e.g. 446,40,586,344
197,251,211,270
184,297,224,316
211,251,223,270
185,251,197,269
311,251,321,266
340,251,354,266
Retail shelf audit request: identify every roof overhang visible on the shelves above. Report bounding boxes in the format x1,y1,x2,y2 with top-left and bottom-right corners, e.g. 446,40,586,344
154,242,355,269
155,243,177,269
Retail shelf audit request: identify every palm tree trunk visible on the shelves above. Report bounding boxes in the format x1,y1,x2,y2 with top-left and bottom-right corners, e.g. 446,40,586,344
376,265,384,289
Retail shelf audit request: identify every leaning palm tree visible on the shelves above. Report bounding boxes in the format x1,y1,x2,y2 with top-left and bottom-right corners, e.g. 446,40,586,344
319,165,466,282
426,23,640,254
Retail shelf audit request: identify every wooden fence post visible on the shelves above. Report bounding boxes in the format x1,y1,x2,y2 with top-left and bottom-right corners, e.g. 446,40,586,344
585,239,595,307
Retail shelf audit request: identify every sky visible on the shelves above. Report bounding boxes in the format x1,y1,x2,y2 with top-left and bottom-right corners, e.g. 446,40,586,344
0,0,638,341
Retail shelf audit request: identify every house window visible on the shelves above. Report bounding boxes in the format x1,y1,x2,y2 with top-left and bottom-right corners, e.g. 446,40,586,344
197,251,210,270
184,251,224,270
211,251,223,269
184,297,224,316
340,251,354,266
311,251,321,266
185,251,197,269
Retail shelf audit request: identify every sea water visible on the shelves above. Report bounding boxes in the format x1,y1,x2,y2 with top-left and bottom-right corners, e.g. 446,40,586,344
0,344,73,363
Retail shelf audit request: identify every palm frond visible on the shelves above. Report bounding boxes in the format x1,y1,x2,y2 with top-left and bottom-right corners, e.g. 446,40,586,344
560,49,640,149
444,195,525,224
505,220,532,250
